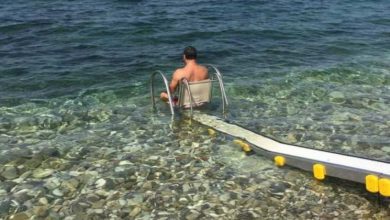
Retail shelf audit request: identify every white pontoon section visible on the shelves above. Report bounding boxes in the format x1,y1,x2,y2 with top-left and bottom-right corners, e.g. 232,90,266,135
193,113,390,197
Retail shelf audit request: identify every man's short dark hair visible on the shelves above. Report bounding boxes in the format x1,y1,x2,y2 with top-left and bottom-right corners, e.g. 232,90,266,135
183,46,197,60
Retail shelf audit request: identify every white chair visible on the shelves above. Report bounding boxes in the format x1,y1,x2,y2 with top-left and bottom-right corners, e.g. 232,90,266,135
178,79,212,108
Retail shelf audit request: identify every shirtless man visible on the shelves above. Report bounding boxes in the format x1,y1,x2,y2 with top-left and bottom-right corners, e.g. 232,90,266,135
160,46,208,102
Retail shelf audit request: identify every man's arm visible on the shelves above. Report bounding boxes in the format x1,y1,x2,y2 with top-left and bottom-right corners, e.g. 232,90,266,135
169,69,181,93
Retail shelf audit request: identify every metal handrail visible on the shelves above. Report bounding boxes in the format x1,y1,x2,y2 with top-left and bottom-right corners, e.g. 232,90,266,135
150,70,175,115
204,64,229,115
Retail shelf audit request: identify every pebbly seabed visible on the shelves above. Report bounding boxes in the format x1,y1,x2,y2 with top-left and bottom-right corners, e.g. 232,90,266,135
0,93,389,219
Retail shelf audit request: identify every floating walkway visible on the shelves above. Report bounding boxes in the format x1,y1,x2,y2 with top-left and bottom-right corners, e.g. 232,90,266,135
193,112,390,197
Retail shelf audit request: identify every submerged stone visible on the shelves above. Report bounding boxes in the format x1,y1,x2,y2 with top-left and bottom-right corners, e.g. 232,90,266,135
52,189,64,197
33,206,49,217
329,91,345,103
9,212,30,220
24,158,42,169
287,133,298,143
269,181,291,194
32,169,54,179
62,178,80,192
95,179,106,188
129,206,141,217
0,199,12,215
1,166,18,180
38,197,49,205
38,148,61,158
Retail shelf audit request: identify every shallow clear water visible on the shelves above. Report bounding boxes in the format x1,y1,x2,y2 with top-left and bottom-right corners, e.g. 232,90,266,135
0,0,390,218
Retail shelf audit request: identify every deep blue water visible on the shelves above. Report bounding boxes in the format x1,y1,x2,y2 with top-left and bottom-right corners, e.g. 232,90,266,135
1,0,389,104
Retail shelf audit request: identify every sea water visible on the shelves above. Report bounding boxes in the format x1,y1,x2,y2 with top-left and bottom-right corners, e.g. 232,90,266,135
0,0,389,218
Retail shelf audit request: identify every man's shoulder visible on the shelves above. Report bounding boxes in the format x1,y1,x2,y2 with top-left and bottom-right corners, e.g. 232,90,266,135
174,67,186,75
173,68,185,79
198,65,208,75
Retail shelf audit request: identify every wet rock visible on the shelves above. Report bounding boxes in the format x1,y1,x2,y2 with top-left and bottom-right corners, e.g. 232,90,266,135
179,197,188,204
107,200,122,209
23,158,42,169
86,194,100,204
381,147,390,153
69,200,89,214
1,181,15,194
182,183,195,193
237,211,255,220
106,191,120,201
46,177,61,190
62,178,79,192
235,176,250,187
42,158,70,170
146,155,160,163
287,133,297,143
16,170,31,181
115,167,125,172
127,194,143,206
214,206,225,215
118,199,127,207
119,160,132,166
104,178,115,190
329,91,345,103
91,200,105,209
93,208,104,214
38,197,49,205
13,189,33,203
33,206,49,217
36,130,56,140
36,115,62,129
1,166,19,180
142,181,153,190
183,210,201,220
158,171,172,180
95,189,109,198
95,178,106,188
95,178,115,190
9,212,30,220
0,199,12,215
52,189,64,197
270,182,291,194
32,169,54,179
129,206,141,217
219,194,230,202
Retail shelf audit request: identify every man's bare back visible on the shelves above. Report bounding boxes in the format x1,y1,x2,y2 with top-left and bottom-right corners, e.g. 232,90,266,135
160,46,208,102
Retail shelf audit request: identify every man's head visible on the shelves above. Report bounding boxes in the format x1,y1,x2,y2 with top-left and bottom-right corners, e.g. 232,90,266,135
183,46,197,60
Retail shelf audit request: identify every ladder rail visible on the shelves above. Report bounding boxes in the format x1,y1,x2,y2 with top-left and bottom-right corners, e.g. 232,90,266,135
204,64,229,116
150,70,175,116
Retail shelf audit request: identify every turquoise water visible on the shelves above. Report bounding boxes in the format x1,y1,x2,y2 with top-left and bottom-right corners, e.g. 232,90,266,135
1,0,390,218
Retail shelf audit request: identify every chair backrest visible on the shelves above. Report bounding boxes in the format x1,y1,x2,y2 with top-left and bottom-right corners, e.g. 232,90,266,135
178,79,212,108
